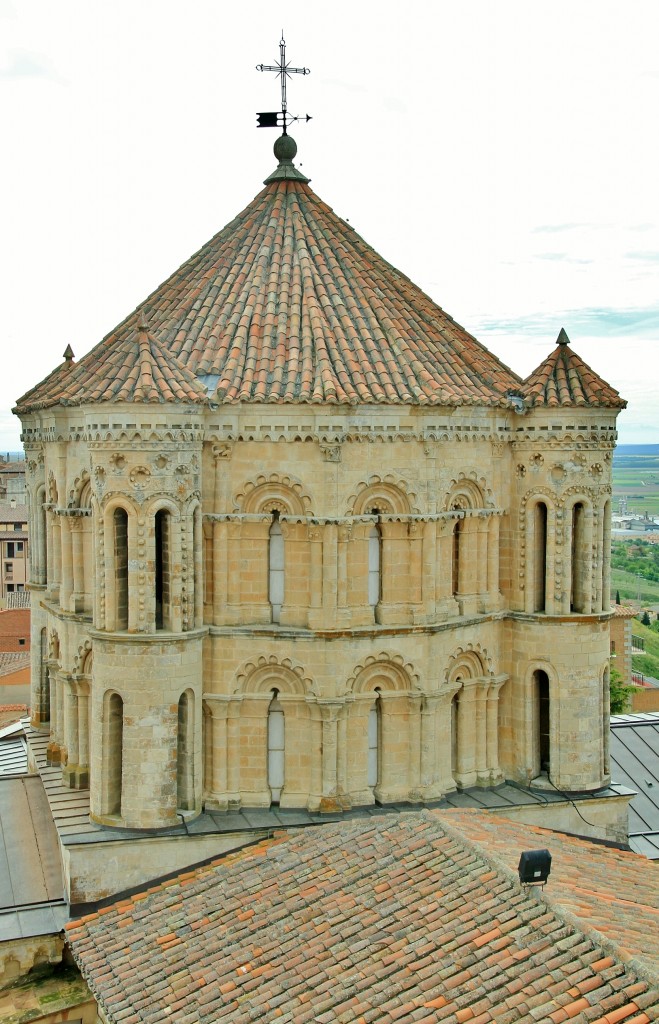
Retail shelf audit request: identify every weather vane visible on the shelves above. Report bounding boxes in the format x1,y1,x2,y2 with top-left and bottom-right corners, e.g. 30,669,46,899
256,34,311,135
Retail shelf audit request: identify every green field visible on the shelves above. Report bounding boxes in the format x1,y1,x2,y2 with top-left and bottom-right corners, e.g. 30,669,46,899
612,454,659,517
611,566,659,606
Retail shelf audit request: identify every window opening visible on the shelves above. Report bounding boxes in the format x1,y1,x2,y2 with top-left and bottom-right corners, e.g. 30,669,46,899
535,670,550,774
533,502,548,612
269,513,284,624
155,509,172,630
452,521,462,596
106,693,123,816
571,502,585,612
368,509,382,608
113,509,128,630
367,688,381,788
177,690,195,811
267,689,284,803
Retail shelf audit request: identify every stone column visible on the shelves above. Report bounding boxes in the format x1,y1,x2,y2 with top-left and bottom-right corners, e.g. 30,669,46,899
212,520,228,625
322,523,338,628
309,525,323,610
486,679,506,784
408,522,423,608
337,523,350,611
318,701,343,812
59,515,73,610
487,515,500,609
70,516,84,613
205,698,229,811
593,508,604,613
454,680,479,787
77,686,90,788
45,663,61,764
435,689,460,793
582,508,594,614
475,681,489,784
421,520,437,620
545,506,556,615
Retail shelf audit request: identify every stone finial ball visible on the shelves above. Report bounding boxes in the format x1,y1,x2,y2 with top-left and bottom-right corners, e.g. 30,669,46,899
274,134,297,161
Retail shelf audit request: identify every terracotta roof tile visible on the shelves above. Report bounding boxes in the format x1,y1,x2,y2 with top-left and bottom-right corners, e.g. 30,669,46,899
15,318,207,413
67,812,659,1024
16,167,523,414
523,328,626,409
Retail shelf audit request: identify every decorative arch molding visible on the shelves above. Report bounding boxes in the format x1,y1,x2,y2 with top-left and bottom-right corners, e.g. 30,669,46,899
73,639,93,677
443,472,493,511
99,493,141,517
347,474,417,515
520,486,559,514
560,487,595,512
233,654,315,696
234,473,313,515
346,653,419,695
68,470,93,509
444,643,493,684
143,494,183,518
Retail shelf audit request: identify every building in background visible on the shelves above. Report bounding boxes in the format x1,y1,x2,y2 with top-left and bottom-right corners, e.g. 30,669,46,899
0,502,28,603
0,457,26,504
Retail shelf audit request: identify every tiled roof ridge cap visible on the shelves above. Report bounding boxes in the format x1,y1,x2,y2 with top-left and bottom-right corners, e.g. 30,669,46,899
438,809,659,986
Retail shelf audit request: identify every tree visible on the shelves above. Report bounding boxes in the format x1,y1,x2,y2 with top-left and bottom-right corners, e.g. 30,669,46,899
609,664,635,715
641,610,651,626
616,590,621,605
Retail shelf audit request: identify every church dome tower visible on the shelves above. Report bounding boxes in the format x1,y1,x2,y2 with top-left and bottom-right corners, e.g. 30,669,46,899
15,134,626,833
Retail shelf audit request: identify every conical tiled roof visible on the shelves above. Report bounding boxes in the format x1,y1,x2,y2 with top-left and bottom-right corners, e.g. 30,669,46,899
16,142,523,414
522,328,626,409
15,318,207,412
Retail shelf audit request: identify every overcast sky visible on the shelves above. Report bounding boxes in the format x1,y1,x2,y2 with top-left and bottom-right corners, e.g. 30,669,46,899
1,0,658,451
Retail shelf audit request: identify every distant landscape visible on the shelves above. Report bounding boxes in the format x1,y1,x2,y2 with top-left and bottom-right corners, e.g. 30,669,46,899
611,445,659,605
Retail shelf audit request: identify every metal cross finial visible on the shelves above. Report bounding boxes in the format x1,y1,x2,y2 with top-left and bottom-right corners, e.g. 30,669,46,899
256,34,311,134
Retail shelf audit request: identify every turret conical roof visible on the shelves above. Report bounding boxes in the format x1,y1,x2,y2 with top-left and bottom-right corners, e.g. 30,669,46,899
522,328,626,409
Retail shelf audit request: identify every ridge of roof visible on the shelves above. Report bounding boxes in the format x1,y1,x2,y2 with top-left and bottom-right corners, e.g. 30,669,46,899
523,328,626,409
65,811,659,1024
17,172,524,414
15,320,208,413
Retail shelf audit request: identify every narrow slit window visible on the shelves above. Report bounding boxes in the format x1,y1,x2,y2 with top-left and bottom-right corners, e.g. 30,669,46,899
269,513,284,624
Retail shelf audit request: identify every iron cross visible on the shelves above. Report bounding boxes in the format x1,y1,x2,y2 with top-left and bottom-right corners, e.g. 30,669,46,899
256,34,311,133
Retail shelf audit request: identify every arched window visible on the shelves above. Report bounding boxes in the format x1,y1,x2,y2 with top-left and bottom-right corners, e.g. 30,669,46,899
155,509,172,630
452,521,462,597
105,693,124,816
367,689,381,788
269,513,284,624
571,502,585,613
601,500,611,612
267,689,284,803
113,508,129,630
368,514,381,608
534,670,550,776
177,689,195,812
533,502,548,613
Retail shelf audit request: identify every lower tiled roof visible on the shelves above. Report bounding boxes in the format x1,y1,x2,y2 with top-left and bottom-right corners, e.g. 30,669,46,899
66,811,659,1024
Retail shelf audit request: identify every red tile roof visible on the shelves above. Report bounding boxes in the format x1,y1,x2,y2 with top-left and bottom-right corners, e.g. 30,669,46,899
15,316,207,412
16,161,524,414
523,329,626,409
66,812,659,1024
